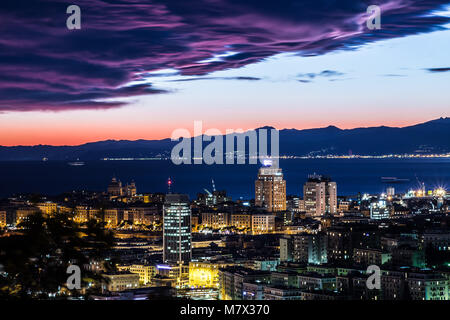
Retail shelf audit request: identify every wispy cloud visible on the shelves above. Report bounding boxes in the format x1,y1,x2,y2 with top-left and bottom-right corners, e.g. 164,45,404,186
168,76,261,82
298,70,345,80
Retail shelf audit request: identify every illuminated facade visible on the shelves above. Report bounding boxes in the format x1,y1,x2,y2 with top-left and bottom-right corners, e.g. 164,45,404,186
303,175,337,217
103,273,140,292
123,207,146,225
0,210,6,228
201,212,229,229
188,262,231,288
74,206,99,223
251,214,275,234
107,177,137,198
129,264,156,285
163,194,192,265
155,264,190,288
104,208,121,228
370,200,391,219
280,233,328,264
230,213,252,230
15,207,39,225
407,273,449,300
107,177,123,196
37,202,58,215
219,266,271,300
255,165,286,212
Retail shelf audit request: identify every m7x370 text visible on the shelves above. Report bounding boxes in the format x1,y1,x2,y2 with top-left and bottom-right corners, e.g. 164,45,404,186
224,304,270,315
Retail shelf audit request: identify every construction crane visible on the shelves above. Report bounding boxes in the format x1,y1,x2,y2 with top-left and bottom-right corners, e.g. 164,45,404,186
415,174,425,196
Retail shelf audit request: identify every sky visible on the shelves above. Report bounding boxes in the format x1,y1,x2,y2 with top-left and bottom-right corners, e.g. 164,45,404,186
0,0,449,146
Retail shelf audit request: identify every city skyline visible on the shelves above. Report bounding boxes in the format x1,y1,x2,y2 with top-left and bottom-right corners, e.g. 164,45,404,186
2,0,450,306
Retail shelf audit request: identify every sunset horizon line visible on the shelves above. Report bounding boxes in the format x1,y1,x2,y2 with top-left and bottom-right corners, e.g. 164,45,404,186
2,116,448,148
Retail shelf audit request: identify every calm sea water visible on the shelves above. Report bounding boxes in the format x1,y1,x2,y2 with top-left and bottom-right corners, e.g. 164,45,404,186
0,159,449,200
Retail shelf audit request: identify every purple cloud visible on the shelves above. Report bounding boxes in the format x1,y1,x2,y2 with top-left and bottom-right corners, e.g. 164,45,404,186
427,67,450,72
0,0,449,111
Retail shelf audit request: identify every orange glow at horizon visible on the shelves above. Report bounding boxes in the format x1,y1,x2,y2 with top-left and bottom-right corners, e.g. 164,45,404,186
0,113,422,146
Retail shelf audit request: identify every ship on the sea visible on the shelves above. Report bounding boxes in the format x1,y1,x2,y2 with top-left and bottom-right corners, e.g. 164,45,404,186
68,161,85,166
381,177,410,183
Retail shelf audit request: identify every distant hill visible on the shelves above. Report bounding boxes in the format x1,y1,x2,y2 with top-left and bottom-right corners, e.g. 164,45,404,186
0,117,449,160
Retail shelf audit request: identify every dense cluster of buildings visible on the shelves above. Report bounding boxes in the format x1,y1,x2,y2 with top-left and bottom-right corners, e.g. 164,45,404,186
0,162,449,300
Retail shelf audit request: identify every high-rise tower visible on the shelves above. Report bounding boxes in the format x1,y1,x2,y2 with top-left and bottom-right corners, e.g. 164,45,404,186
163,194,192,265
255,162,286,212
303,174,337,217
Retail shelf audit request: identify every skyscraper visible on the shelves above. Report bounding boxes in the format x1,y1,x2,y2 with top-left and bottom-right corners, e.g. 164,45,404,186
303,174,337,217
163,194,192,265
255,162,286,212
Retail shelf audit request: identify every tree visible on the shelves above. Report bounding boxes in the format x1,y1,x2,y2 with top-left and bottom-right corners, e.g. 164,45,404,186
0,211,115,299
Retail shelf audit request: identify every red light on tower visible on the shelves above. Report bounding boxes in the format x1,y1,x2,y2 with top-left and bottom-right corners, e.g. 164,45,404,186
167,177,172,193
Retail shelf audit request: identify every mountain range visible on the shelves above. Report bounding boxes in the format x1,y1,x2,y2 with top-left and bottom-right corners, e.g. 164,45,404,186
1,117,449,160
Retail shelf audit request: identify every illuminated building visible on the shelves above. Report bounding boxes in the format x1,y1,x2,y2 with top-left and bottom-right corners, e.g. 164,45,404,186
423,231,450,251
303,174,337,217
336,273,379,300
271,271,299,287
433,187,447,197
253,259,279,271
263,286,303,300
74,206,89,223
129,265,156,285
197,190,230,206
104,208,121,228
103,272,140,292
327,227,352,263
280,236,294,262
117,264,156,285
370,200,391,219
107,177,123,196
353,248,391,266
338,201,350,214
387,187,395,196
74,206,99,223
406,273,449,300
305,233,328,265
125,181,137,197
298,199,305,212
144,211,160,226
280,233,327,265
251,214,275,234
188,261,231,288
0,210,6,228
37,202,58,215
191,215,199,231
107,177,137,199
382,270,449,300
123,207,147,225
218,266,271,300
15,207,39,225
242,282,265,300
230,213,252,230
163,194,192,265
155,264,190,288
298,272,336,291
255,163,286,212
201,212,229,229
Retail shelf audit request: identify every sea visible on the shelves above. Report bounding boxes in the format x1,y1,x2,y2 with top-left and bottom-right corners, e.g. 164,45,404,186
0,158,449,200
